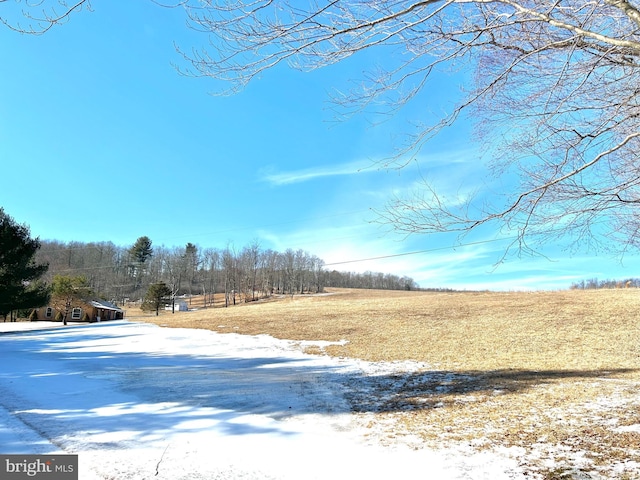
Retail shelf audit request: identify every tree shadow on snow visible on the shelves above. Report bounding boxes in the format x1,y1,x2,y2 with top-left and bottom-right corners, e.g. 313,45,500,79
0,323,635,451
341,368,637,413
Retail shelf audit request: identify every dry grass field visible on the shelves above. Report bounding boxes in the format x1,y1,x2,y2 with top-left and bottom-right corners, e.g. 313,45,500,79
129,288,640,479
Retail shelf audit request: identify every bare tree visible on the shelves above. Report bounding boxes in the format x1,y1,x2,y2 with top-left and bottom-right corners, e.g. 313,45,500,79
201,247,220,307
162,246,186,313
0,0,92,34
310,255,325,293
221,244,238,306
182,1,640,256
240,240,261,302
260,249,281,296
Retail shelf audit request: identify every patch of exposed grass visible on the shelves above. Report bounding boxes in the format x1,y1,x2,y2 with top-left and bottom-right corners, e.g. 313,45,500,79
130,288,640,478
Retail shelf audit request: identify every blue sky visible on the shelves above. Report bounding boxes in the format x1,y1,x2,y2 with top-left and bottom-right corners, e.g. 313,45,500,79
2,2,639,291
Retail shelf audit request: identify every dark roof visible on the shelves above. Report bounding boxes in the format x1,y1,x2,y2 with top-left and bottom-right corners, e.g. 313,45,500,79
88,300,123,312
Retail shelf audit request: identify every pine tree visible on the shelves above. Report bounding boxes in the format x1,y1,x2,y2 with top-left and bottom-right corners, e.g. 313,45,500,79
130,236,153,264
50,275,92,325
129,236,153,290
0,209,50,321
141,282,172,316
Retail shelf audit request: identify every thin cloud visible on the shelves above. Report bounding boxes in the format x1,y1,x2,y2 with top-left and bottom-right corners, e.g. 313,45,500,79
260,160,377,186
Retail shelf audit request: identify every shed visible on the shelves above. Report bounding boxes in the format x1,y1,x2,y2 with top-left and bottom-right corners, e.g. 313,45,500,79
88,300,125,322
165,300,188,312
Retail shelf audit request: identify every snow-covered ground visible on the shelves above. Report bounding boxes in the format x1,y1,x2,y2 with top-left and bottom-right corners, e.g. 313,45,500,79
0,320,527,479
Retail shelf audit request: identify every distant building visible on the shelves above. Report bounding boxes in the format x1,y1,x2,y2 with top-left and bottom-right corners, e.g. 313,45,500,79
165,300,188,312
33,299,124,322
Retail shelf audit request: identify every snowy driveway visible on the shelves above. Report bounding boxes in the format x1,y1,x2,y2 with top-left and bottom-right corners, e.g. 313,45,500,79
0,321,524,479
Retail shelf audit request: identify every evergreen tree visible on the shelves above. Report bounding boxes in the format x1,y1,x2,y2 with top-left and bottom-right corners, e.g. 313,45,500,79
141,282,172,316
50,275,92,325
129,236,153,290
0,209,50,321
130,236,153,264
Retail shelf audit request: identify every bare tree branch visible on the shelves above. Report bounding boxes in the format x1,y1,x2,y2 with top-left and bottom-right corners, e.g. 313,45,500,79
7,1,640,257
0,0,91,34
606,0,640,28
175,1,640,256
0,0,187,34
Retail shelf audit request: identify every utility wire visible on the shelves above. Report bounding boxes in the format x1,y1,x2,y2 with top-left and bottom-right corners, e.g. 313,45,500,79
43,236,513,274
323,237,512,266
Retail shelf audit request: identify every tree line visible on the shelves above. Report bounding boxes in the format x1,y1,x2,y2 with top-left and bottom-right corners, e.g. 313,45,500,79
34,237,419,309
0,205,419,321
5,2,640,291
570,278,640,290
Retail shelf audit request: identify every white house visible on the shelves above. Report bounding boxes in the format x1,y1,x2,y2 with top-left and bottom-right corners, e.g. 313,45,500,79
165,300,188,312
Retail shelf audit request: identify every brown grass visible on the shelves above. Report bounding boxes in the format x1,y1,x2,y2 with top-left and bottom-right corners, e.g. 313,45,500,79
128,288,640,478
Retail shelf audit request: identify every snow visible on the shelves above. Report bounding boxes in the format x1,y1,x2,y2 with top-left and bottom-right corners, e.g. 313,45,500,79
0,320,527,479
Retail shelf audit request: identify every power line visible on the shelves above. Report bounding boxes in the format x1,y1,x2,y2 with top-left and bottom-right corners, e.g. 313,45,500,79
39,237,511,276
323,237,512,266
